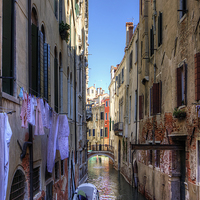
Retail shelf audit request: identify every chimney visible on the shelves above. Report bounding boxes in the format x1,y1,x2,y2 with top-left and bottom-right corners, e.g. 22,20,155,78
126,22,133,47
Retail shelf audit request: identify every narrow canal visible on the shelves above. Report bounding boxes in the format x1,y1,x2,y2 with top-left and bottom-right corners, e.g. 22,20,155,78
87,156,146,200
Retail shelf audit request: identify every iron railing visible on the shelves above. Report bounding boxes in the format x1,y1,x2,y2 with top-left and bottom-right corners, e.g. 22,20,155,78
88,144,114,153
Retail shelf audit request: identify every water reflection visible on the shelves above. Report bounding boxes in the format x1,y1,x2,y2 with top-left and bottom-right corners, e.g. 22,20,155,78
87,156,146,200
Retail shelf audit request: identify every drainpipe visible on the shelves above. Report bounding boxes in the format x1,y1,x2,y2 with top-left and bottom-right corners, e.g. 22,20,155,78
74,47,77,164
28,0,33,199
152,1,157,199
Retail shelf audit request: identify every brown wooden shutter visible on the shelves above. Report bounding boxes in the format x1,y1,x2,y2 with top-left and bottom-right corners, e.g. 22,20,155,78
153,83,159,114
195,53,200,101
177,67,182,107
139,95,144,120
150,87,153,116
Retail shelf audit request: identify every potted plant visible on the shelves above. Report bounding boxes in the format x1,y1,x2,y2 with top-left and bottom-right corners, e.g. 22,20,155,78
173,107,186,119
59,21,70,42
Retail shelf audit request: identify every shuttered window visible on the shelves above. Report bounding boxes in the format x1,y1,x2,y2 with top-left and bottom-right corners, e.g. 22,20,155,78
2,0,14,95
177,64,187,107
89,129,91,136
46,181,53,200
101,112,104,120
54,57,59,112
59,0,62,23
158,12,162,47
54,0,58,19
129,51,133,71
31,24,38,96
139,95,144,120
150,81,162,115
100,129,103,137
33,167,40,196
105,128,108,137
150,26,154,57
43,43,50,101
93,129,95,136
195,53,200,101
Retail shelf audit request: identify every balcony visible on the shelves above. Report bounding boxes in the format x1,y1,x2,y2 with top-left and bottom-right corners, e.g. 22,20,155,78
114,122,123,136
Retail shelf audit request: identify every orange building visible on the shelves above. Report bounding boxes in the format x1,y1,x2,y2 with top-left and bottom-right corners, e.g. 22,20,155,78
102,98,110,145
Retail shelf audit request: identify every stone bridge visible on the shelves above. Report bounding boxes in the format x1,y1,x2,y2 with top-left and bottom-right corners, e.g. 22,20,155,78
88,145,114,162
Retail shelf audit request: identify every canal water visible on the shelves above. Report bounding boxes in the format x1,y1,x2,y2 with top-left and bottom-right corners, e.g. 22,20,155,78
87,156,146,200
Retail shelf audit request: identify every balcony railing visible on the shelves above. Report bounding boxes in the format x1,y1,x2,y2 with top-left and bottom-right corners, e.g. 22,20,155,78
114,122,123,136
88,144,114,153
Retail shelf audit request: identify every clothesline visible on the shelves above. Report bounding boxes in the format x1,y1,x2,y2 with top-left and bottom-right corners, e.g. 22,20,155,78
14,78,59,110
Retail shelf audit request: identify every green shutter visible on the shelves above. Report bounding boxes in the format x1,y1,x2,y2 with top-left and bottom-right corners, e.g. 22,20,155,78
2,0,13,95
31,24,38,96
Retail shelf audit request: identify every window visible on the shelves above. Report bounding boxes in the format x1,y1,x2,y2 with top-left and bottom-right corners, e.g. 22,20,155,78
158,12,163,47
55,161,59,180
54,0,58,19
118,73,121,88
89,129,91,136
134,91,137,121
100,129,103,137
150,26,154,57
10,170,26,200
177,63,187,107
155,150,160,167
54,47,59,112
96,114,98,121
106,113,107,120
100,112,104,120
45,165,52,181
2,0,14,95
139,95,144,120
80,151,82,165
46,181,53,200
195,53,200,101
92,89,94,94
129,51,133,71
179,0,187,19
150,81,162,115
135,40,138,63
75,0,79,16
93,129,95,136
59,0,62,23
105,128,108,137
149,149,152,165
61,160,64,175
33,167,40,196
106,101,108,107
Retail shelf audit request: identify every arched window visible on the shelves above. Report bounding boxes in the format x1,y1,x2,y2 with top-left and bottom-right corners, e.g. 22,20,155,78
10,170,26,200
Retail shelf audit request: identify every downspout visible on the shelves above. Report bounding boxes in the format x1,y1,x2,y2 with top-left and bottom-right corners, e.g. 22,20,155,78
152,1,157,200
28,0,33,199
74,46,77,164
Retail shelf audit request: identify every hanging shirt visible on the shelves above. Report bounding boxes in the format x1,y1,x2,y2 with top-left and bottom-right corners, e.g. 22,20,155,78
20,91,28,128
47,111,59,173
57,115,70,160
34,98,45,136
0,114,5,200
4,114,12,200
40,99,46,128
44,102,50,129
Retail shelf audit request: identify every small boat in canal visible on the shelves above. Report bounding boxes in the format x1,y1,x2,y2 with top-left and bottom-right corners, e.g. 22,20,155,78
73,183,100,200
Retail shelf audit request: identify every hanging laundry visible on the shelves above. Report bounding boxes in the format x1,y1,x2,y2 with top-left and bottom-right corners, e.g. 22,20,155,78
40,99,46,128
0,113,13,200
57,115,70,160
44,102,50,129
0,114,5,200
4,114,12,200
20,91,28,128
47,111,59,173
34,98,45,135
18,87,24,99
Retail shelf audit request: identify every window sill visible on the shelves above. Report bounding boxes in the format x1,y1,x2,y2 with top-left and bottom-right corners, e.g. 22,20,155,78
2,92,20,105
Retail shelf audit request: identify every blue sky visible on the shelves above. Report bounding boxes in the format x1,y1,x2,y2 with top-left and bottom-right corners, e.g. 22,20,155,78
88,0,139,93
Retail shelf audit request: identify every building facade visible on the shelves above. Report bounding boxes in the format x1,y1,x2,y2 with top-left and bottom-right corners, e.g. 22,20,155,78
0,0,88,199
